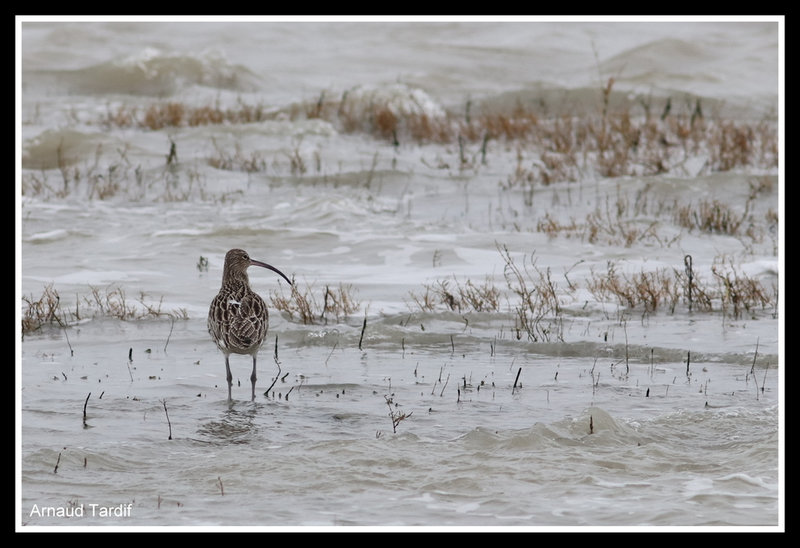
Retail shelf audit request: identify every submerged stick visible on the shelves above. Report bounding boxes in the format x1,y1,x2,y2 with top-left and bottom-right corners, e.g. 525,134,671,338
512,367,522,393
82,392,91,428
358,317,367,351
54,451,62,474
684,255,694,312
686,351,691,378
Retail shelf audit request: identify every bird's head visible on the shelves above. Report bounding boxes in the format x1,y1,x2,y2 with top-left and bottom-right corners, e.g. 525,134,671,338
222,248,293,286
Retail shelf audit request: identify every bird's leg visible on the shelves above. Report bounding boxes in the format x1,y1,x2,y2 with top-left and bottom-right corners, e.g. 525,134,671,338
225,355,233,402
250,355,258,402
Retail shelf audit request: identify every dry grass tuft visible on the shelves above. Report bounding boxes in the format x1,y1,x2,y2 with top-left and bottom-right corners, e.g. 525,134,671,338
407,276,501,314
587,263,681,313
710,257,775,319
104,100,272,131
675,198,750,236
497,244,564,342
22,284,66,334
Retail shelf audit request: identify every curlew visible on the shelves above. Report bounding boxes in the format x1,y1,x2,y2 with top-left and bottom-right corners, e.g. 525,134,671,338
208,249,292,401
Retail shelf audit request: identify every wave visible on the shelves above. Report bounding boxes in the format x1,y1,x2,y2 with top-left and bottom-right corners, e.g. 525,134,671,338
29,47,261,96
22,128,113,170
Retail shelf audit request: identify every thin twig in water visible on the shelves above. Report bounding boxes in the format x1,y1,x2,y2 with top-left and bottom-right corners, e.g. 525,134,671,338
63,325,74,356
623,320,629,375
325,341,338,366
264,335,281,398
217,476,224,496
439,373,450,397
54,451,62,474
161,399,172,440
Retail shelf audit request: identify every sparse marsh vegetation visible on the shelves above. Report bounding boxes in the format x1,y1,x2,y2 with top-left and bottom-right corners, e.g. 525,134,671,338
21,284,188,336
405,245,778,337
532,180,777,250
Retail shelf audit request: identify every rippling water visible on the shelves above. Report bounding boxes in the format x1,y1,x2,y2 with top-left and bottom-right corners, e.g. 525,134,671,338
17,17,783,531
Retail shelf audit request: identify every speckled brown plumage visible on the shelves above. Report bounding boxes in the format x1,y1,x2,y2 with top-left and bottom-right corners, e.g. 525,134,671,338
208,249,292,401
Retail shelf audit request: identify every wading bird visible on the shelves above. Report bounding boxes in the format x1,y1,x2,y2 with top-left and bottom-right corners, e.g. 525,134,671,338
208,249,292,401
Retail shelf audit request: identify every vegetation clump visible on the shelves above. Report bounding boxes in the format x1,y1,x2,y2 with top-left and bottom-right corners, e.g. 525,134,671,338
269,280,361,325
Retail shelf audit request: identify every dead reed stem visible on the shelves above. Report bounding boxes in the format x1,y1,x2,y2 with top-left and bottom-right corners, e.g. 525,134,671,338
384,395,413,434
750,338,759,375
164,317,175,353
512,367,522,394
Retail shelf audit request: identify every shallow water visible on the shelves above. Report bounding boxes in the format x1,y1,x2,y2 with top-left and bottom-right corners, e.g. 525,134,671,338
17,17,783,531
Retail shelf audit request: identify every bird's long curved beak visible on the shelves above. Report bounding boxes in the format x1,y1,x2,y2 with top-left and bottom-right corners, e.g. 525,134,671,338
251,259,293,286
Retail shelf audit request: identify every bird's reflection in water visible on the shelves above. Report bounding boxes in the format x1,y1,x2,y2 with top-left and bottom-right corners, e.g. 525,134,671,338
195,405,261,445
